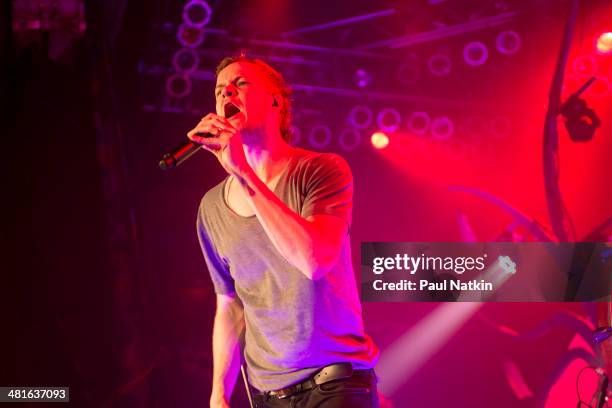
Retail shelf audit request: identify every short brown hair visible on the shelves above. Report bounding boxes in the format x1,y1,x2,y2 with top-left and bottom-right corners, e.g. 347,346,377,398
216,54,292,142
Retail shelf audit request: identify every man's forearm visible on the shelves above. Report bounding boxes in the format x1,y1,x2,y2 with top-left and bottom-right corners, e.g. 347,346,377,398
235,169,342,280
211,297,245,406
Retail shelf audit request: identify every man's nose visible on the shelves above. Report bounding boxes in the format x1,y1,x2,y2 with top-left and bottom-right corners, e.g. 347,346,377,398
222,86,234,97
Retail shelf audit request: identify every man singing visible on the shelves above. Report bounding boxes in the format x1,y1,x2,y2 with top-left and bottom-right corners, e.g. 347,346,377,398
189,54,379,408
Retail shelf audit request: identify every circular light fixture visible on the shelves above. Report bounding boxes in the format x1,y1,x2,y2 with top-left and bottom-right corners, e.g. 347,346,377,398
407,112,431,136
376,108,401,133
430,116,454,140
183,0,212,28
172,48,200,73
177,23,205,48
347,105,374,129
396,55,421,85
338,128,362,152
427,53,452,77
166,74,192,98
496,31,521,55
308,125,332,149
463,41,489,67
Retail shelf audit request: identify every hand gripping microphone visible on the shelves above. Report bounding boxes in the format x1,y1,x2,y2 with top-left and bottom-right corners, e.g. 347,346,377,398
158,105,239,170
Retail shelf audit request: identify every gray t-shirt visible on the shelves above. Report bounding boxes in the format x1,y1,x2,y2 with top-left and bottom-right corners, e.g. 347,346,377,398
196,148,378,391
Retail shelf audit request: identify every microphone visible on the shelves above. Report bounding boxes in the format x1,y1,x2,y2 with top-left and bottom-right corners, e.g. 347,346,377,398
158,107,239,170
158,139,203,170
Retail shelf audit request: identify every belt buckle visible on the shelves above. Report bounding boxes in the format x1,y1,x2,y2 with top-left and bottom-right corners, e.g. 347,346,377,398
275,388,293,399
269,384,297,399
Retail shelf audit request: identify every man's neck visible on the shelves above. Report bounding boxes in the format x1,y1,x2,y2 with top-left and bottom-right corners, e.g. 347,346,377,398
242,130,293,183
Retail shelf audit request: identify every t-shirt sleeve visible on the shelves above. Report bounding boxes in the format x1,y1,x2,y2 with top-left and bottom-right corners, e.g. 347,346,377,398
196,206,235,295
300,153,353,227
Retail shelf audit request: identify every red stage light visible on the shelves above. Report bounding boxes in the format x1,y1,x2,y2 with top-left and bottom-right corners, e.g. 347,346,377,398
371,132,389,149
596,32,612,54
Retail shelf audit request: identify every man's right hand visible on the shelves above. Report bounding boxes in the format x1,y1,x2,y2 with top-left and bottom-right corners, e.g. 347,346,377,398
187,113,252,178
187,113,237,152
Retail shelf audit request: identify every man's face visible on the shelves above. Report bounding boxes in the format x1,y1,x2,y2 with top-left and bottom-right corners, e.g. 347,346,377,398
215,61,276,131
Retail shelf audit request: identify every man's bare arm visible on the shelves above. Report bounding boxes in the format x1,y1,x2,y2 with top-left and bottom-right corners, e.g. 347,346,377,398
210,293,245,408
244,172,347,280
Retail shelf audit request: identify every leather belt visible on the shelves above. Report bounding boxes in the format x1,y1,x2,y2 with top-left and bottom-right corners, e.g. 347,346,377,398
253,363,370,400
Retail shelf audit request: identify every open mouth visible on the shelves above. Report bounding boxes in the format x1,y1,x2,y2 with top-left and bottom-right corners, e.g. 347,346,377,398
224,102,241,118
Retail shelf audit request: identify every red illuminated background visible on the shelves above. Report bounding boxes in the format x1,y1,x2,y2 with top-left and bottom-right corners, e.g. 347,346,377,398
7,0,612,407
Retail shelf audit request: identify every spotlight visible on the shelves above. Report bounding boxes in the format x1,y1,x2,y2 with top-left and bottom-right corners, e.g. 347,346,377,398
347,105,374,129
177,23,205,48
427,53,451,77
172,48,200,73
496,31,521,55
376,108,401,133
596,32,612,55
308,125,332,149
463,41,488,67
183,0,212,28
371,132,389,149
352,69,372,88
407,112,431,136
430,116,454,140
561,96,601,142
166,74,192,98
338,128,362,152
560,77,601,142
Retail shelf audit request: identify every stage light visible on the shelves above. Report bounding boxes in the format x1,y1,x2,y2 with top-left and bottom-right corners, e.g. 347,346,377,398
352,69,372,88
396,54,420,85
347,105,374,129
308,125,332,149
463,41,488,67
427,53,451,77
430,116,454,140
376,108,401,133
183,0,212,28
166,74,192,98
371,132,389,149
177,23,205,48
496,30,521,55
407,111,431,136
172,48,200,73
338,128,362,152
596,32,612,54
